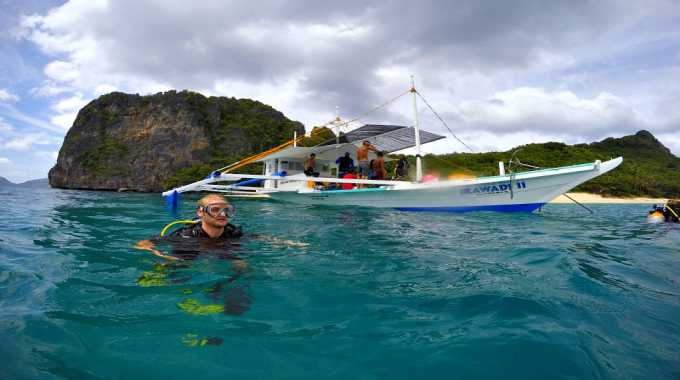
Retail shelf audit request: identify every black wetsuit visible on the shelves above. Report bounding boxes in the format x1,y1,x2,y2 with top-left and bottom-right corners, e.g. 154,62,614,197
149,221,252,315
336,156,354,176
153,222,244,260
165,222,243,239
396,158,409,178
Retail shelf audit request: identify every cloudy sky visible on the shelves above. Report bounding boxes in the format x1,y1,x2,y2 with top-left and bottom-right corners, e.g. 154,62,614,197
1,0,679,182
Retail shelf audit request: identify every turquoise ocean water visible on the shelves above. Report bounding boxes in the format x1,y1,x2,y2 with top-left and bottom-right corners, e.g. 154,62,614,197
1,186,679,379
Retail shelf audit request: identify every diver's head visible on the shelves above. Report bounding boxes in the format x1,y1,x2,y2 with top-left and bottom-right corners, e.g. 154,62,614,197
197,194,234,228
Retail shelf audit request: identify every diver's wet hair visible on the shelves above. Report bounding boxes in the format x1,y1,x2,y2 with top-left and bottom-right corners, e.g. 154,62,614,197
197,194,229,208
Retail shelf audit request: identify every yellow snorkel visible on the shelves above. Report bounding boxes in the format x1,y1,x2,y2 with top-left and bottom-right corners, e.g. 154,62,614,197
159,220,198,237
665,202,680,221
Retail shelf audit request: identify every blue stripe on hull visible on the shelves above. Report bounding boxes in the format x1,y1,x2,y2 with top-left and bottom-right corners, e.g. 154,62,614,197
395,203,545,213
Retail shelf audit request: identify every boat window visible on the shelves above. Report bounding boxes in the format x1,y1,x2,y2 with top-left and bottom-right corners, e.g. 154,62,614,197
288,161,304,171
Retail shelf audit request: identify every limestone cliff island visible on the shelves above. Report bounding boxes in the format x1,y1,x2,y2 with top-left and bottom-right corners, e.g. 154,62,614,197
49,91,304,192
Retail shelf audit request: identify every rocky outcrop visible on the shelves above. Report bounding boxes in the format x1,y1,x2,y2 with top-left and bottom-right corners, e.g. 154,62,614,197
49,91,304,192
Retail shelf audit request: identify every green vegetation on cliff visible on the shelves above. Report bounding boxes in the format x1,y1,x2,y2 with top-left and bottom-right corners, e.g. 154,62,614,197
165,125,337,188
417,130,680,198
81,137,129,176
298,126,336,147
161,91,303,189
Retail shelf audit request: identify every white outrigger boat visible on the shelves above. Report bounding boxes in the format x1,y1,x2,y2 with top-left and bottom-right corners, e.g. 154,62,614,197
162,81,622,213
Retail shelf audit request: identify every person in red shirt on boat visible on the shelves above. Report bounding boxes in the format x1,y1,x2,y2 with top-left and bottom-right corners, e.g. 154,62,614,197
341,170,357,190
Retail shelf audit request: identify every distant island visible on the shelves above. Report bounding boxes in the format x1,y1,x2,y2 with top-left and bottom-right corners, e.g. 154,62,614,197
0,177,49,188
49,91,680,198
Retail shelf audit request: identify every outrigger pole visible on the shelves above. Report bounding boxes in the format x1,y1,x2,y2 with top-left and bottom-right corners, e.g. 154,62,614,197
411,76,423,182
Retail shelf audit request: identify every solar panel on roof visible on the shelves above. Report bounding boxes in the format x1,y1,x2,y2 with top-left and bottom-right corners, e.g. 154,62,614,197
320,124,445,153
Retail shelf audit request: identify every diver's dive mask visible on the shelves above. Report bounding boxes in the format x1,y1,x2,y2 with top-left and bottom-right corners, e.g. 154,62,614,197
202,203,236,218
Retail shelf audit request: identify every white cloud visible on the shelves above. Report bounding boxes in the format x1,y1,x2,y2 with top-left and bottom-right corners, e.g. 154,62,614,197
50,112,78,129
44,60,80,83
0,89,20,102
0,117,14,132
30,81,73,98
3,132,60,151
657,133,680,157
0,103,65,133
49,94,88,129
94,83,117,95
451,87,644,137
33,150,59,160
0,157,11,164
51,93,87,113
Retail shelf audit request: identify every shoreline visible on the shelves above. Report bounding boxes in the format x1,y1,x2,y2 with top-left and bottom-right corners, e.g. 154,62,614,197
550,192,668,204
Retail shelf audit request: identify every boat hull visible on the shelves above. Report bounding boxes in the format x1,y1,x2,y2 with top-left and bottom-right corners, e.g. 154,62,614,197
269,157,623,212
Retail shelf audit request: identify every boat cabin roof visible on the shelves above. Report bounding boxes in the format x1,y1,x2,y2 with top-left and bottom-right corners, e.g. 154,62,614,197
255,124,445,162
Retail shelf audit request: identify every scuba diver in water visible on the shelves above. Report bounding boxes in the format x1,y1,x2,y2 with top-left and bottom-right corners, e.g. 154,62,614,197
135,193,305,259
135,194,245,262
135,194,251,315
134,194,306,316
647,200,680,223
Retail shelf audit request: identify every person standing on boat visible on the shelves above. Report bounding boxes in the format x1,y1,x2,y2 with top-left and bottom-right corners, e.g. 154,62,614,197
356,141,378,186
304,153,318,176
373,151,387,180
335,152,354,177
394,155,409,179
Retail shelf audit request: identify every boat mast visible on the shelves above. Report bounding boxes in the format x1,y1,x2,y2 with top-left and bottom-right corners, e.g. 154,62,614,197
411,75,423,182
334,106,340,145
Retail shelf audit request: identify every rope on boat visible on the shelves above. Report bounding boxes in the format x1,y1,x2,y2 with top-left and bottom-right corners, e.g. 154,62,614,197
415,90,475,153
333,89,412,131
508,149,542,173
563,193,594,214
